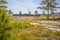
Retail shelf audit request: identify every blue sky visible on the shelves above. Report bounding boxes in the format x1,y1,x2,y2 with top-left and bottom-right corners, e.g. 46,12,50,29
6,0,60,14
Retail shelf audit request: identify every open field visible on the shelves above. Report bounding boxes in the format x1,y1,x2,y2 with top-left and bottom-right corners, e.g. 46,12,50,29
10,20,60,40
1,0,60,40
12,16,60,31
31,20,60,31
12,16,60,21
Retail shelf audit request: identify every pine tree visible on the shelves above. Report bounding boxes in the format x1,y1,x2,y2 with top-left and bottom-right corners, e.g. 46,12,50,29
34,10,38,16
0,0,12,40
28,11,31,15
38,0,58,19
43,10,46,16
28,9,31,15
19,11,22,15
9,10,12,15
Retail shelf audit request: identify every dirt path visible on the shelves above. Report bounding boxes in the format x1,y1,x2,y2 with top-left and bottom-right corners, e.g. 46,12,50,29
30,20,60,31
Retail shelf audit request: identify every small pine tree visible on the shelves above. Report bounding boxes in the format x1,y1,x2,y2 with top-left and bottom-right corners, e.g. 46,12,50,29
43,10,45,16
28,11,31,15
38,0,58,19
9,10,12,14
0,0,12,40
34,10,38,16
19,11,22,15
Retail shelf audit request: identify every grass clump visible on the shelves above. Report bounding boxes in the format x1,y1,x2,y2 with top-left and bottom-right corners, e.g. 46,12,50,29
14,21,34,29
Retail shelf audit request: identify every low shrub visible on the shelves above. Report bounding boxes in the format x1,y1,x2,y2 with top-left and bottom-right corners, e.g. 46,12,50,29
14,21,34,29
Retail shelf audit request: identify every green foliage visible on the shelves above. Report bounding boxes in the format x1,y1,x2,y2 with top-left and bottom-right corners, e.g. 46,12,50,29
0,0,60,40
43,10,46,16
19,11,22,15
14,21,34,29
34,10,38,16
0,0,13,40
8,10,12,15
56,31,60,36
28,11,31,14
38,0,58,19
0,12,13,40
40,29,56,37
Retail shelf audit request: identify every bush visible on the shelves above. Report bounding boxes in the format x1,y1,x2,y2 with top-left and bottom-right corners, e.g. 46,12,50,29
56,31,60,36
14,21,34,29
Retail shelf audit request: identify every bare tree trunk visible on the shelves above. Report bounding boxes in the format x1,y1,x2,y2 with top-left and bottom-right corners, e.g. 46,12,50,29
47,10,49,19
47,6,49,20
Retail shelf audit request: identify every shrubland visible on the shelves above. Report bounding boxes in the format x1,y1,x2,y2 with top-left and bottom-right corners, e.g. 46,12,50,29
0,10,60,40
0,13,60,40
0,0,60,40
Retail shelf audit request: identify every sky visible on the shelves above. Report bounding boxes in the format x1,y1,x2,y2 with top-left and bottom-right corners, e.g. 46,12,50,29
6,0,60,14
